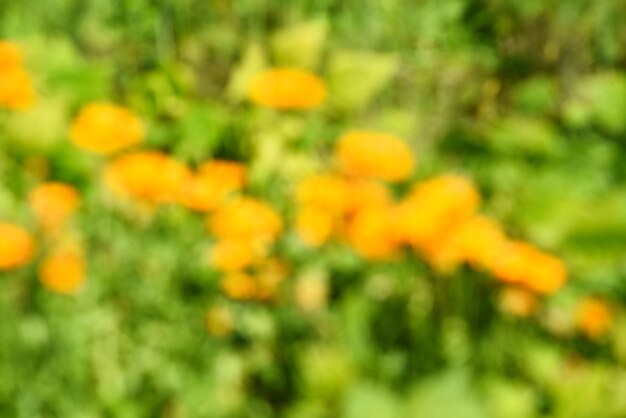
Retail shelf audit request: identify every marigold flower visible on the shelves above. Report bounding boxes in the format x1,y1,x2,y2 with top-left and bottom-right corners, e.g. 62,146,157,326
0,42,36,111
70,102,145,155
248,68,326,110
180,160,246,212
209,239,261,272
105,151,192,204
0,67,36,111
336,131,415,182
346,205,400,260
396,175,480,248
296,206,334,247
0,223,36,270
205,305,235,337
296,174,349,214
345,179,392,213
0,41,23,69
29,182,80,231
576,297,612,339
38,249,86,295
209,197,283,243
453,216,507,269
220,272,258,300
499,287,538,317
491,241,567,294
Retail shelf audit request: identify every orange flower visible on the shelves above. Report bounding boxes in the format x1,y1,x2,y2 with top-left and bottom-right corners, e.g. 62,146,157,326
576,297,612,339
248,68,326,110
491,241,567,294
453,216,507,269
70,102,145,155
499,287,538,317
0,41,35,111
336,131,415,182
346,205,400,260
105,151,192,204
209,239,261,272
0,41,23,69
29,182,80,231
345,179,391,214
209,197,283,243
296,174,349,214
205,305,235,337
38,249,86,294
396,175,481,248
180,160,246,212
0,223,36,270
296,206,334,247
220,272,258,300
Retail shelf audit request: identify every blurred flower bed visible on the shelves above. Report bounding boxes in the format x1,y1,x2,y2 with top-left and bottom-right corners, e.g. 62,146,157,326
1,1,626,417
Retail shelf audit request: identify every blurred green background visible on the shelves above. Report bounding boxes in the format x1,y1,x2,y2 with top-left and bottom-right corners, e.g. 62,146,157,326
2,0,626,417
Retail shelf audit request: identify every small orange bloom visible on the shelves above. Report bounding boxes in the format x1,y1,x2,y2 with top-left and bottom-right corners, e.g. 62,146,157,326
396,175,481,248
29,182,80,231
0,223,36,270
180,160,246,212
336,131,415,182
576,297,612,339
455,216,507,269
220,272,258,300
248,68,326,110
0,41,23,69
38,249,86,295
296,174,349,214
491,241,567,294
499,287,538,317
205,305,235,337
346,205,400,260
105,151,192,204
70,102,145,155
209,239,261,272
0,42,36,111
209,197,283,243
296,206,334,247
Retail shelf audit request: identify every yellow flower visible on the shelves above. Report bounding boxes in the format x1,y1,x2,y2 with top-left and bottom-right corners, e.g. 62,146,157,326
209,197,282,243
576,297,612,339
104,151,192,204
296,174,349,214
248,68,326,110
498,287,538,318
491,241,567,294
220,272,258,300
70,102,145,155
0,41,36,111
209,239,261,272
180,160,246,212
345,179,391,214
336,131,415,182
205,305,235,337
296,206,334,247
29,182,80,231
38,249,86,295
396,175,481,248
0,223,36,270
346,205,400,260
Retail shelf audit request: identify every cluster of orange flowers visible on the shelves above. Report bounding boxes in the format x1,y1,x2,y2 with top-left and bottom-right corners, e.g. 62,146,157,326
0,41,36,111
0,49,612,338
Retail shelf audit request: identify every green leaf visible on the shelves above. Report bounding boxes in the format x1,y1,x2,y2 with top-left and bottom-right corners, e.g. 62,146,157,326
271,20,328,70
327,50,398,113
342,383,400,418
